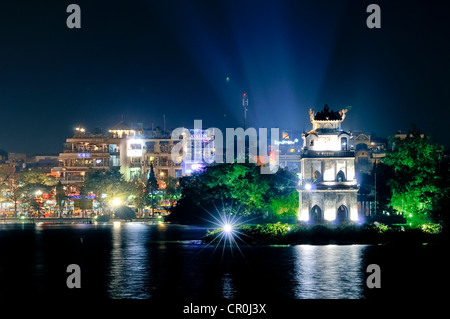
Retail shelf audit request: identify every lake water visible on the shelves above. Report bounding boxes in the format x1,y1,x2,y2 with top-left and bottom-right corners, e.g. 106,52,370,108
0,223,447,300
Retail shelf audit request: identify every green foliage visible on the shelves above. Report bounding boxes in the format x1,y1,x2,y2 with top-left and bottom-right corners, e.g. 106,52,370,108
19,170,57,186
258,222,291,237
204,222,443,244
202,163,270,215
171,163,270,222
373,222,388,234
95,214,110,223
204,222,292,243
170,164,298,224
145,163,159,215
131,178,147,210
421,223,442,234
268,190,298,218
55,180,66,217
8,170,56,215
83,168,131,213
383,131,445,227
114,206,136,220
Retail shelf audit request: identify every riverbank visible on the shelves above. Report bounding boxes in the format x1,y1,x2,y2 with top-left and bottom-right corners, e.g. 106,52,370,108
2,218,447,245
203,222,448,245
0,217,165,224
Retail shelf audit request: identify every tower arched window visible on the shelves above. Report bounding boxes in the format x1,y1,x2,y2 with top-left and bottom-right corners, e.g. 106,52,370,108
341,137,348,151
336,170,346,182
313,170,322,182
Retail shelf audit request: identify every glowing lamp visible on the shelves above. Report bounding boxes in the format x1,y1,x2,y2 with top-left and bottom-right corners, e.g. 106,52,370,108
112,198,121,207
223,223,232,234
304,183,312,190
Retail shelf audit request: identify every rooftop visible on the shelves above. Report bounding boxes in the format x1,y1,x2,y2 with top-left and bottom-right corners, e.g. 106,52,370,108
109,120,135,131
310,104,347,122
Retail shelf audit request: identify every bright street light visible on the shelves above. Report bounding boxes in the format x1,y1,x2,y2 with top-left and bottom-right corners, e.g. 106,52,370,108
112,198,121,207
223,223,232,234
304,183,312,190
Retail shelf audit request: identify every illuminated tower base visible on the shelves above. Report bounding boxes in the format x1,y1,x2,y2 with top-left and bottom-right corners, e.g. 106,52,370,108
297,105,359,223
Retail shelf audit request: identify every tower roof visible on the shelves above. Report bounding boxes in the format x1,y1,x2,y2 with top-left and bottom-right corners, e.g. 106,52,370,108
311,104,346,121
109,120,132,131
307,104,348,132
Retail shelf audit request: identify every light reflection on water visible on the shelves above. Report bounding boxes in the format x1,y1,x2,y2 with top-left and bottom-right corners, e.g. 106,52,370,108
108,223,152,299
292,245,366,299
106,224,367,299
221,273,236,299
104,225,368,299
0,224,377,299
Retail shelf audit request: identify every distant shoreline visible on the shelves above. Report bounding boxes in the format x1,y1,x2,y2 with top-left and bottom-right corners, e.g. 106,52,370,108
0,217,165,225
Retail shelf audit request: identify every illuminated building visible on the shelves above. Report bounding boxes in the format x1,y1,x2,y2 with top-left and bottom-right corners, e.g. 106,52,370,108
351,132,387,217
352,132,387,175
124,136,183,181
269,129,302,172
182,128,215,175
298,105,359,223
54,121,183,188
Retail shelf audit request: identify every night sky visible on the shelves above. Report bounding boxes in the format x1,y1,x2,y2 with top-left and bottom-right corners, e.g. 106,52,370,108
0,0,449,154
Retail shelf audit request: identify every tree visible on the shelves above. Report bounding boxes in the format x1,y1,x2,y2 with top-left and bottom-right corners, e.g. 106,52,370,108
383,130,444,226
0,169,56,217
3,173,21,218
83,168,130,215
358,164,393,217
145,163,159,217
131,178,147,217
17,170,56,217
268,190,299,219
204,163,270,215
115,206,136,221
20,170,57,186
169,163,272,224
55,180,66,218
0,167,13,216
162,176,181,212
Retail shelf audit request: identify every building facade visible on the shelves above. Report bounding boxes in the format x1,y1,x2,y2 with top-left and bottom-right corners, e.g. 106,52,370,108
352,132,387,176
269,129,302,172
298,105,359,223
182,128,215,175
54,121,183,189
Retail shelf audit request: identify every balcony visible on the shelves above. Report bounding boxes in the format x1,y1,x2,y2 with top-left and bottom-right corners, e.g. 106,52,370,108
63,148,109,154
59,161,110,168
129,161,142,168
301,150,355,158
61,176,85,182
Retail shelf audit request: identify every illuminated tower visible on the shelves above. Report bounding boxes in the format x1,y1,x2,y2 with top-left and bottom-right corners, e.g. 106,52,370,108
297,105,359,223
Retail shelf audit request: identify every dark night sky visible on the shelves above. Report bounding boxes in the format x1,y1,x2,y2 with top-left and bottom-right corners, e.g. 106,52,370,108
0,0,449,154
